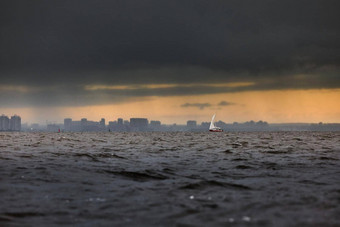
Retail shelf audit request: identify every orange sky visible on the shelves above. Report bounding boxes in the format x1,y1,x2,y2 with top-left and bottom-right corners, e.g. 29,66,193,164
2,89,340,125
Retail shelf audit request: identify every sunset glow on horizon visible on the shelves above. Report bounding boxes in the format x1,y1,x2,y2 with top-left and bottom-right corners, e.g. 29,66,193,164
2,88,339,125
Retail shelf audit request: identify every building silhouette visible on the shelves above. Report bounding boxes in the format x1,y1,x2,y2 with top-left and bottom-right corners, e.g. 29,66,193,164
150,120,161,131
187,120,197,129
63,118,107,132
100,118,105,129
130,118,148,131
0,114,21,131
64,118,72,131
0,115,10,131
10,115,21,131
150,120,161,127
81,118,87,129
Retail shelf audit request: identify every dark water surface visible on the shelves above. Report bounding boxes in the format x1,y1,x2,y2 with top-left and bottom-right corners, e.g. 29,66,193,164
0,132,339,226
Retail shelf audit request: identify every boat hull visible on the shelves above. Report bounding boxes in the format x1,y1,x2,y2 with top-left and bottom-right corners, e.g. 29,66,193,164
209,129,223,132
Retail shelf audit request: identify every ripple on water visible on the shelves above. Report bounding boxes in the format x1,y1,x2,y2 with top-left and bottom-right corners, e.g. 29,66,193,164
0,131,339,226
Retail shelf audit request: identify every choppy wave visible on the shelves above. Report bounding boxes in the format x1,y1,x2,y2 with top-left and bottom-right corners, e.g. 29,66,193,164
0,132,339,226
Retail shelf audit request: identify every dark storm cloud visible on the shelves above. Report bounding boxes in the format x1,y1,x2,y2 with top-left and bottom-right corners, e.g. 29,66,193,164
180,101,235,111
1,72,339,107
0,0,339,106
218,101,234,106
181,103,211,110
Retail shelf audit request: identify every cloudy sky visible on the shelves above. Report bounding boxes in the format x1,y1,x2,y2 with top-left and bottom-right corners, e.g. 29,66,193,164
1,0,339,124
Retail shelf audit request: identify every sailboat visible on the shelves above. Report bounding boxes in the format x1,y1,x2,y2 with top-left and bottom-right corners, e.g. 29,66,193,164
209,114,223,132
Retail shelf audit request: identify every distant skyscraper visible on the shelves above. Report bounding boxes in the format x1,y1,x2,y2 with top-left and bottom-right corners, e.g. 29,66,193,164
0,115,10,131
108,121,116,130
80,118,87,131
100,118,105,128
201,122,210,129
64,118,72,131
10,115,21,131
150,120,161,131
187,120,197,129
150,121,161,127
115,118,124,131
130,118,148,131
0,115,21,131
81,118,87,125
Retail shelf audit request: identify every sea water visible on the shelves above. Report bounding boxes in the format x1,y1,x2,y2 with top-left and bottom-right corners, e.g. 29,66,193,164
0,132,339,226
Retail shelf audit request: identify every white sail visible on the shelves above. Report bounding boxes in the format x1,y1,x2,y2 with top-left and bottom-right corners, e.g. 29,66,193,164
209,114,223,132
209,114,216,130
